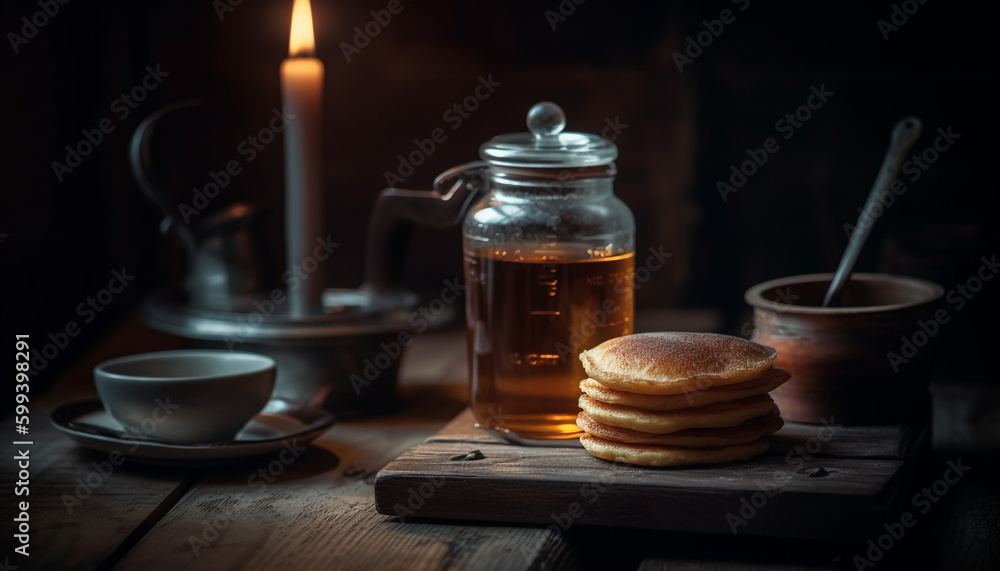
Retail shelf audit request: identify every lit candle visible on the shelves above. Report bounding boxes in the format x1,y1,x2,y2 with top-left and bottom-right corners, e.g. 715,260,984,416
281,0,325,316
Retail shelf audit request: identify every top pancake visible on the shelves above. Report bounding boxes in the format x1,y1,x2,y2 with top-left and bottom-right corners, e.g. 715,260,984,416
579,332,778,395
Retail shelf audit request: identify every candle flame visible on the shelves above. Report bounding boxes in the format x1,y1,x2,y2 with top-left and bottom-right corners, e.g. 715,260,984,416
288,0,316,57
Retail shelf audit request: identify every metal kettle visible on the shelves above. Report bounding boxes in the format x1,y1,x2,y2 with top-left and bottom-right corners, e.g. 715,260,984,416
129,100,276,311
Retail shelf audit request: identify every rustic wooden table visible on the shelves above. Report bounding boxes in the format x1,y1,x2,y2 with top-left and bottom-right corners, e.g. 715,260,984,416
3,313,998,570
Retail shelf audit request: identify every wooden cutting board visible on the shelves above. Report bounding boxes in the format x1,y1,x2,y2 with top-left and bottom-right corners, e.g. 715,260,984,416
374,409,927,538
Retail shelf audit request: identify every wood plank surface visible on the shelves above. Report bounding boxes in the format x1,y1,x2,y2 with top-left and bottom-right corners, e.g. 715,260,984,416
113,384,577,571
0,317,191,570
375,410,920,539
7,311,995,570
637,562,829,571
769,423,913,460
109,326,583,570
3,318,580,571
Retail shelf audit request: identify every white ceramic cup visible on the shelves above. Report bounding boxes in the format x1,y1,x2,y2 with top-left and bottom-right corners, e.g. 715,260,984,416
93,350,276,444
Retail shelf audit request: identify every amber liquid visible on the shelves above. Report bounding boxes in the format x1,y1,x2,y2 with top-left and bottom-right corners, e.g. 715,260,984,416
465,246,635,440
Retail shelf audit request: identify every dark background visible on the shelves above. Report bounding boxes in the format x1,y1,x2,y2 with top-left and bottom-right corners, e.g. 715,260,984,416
2,0,997,393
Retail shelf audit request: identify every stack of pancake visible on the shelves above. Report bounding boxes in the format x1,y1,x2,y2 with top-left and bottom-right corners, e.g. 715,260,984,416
576,332,789,467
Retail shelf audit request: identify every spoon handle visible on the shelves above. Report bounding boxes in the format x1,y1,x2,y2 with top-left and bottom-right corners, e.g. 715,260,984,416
822,117,923,307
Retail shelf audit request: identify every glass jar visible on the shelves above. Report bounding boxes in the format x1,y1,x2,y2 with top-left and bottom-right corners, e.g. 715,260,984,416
463,102,635,443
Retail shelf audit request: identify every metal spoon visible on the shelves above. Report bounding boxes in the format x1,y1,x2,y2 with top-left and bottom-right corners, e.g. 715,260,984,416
822,117,923,307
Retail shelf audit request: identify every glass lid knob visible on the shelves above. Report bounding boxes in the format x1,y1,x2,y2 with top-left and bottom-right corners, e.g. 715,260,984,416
527,102,566,139
479,101,617,168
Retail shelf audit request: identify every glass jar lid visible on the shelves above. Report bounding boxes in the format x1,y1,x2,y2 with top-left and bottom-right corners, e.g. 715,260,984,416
479,102,618,168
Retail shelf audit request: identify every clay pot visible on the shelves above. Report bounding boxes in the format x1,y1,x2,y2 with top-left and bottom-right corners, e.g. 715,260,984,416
745,273,944,425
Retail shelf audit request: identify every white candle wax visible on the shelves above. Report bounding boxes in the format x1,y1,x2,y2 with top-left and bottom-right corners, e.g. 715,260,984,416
281,0,325,316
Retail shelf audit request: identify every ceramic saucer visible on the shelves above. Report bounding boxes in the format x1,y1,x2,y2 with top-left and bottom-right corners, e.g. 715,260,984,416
51,398,334,466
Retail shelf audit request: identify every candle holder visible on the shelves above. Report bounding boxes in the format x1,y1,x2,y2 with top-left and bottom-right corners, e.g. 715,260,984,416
130,102,483,414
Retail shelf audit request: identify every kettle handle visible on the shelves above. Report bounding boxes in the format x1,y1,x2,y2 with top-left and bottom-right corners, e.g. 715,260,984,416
362,161,488,295
128,99,207,256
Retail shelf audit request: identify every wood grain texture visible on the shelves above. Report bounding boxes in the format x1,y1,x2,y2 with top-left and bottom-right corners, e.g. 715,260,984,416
0,420,195,571
932,454,1000,571
113,377,575,570
0,317,191,571
375,410,921,539
769,422,913,460
119,481,577,571
12,311,995,570
637,562,828,571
